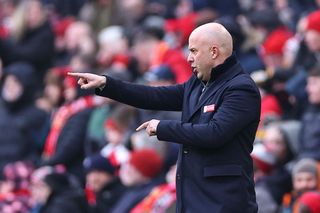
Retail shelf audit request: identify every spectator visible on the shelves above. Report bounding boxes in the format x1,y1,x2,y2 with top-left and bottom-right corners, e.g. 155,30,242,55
300,65,320,160
304,10,320,64
79,0,120,34
111,149,164,213
191,0,240,17
41,79,103,181
0,0,55,86
248,8,294,72
132,24,191,83
251,70,282,127
287,9,320,87
96,25,132,81
30,168,88,213
131,164,177,213
216,16,264,74
116,0,150,34
288,14,317,73
0,161,34,213
280,158,319,213
132,66,180,171
130,131,168,163
60,21,95,66
263,123,295,166
84,71,134,156
100,105,136,169
260,123,294,206
260,26,293,71
165,5,217,48
83,153,125,213
52,16,75,66
43,0,86,17
252,143,277,181
36,68,65,113
251,143,278,213
0,0,19,24
295,191,320,213
134,65,181,127
0,62,48,171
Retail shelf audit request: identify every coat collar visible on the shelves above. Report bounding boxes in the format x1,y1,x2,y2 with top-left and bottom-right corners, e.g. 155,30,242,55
187,53,243,121
209,52,238,83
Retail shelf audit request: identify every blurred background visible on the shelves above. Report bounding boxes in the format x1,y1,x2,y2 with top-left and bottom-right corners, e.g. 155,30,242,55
0,0,320,212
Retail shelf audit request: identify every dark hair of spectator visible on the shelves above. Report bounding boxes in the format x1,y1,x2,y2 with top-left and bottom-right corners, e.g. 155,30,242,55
134,26,165,43
249,8,282,32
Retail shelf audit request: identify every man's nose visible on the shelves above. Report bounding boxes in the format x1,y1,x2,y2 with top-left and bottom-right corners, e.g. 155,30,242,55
187,54,193,63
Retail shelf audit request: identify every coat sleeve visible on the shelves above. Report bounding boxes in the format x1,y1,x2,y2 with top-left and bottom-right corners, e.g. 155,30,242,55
95,76,185,111
157,83,261,149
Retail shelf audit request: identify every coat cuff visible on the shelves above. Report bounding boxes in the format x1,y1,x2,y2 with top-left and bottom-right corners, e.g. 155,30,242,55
157,120,180,142
95,75,109,96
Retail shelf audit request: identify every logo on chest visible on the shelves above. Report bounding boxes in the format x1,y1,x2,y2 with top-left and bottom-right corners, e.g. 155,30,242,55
203,104,216,113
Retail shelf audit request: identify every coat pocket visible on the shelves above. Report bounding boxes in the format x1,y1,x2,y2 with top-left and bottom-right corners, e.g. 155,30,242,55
203,164,242,177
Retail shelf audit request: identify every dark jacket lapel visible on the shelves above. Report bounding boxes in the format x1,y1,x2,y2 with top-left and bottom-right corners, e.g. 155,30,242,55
187,54,243,121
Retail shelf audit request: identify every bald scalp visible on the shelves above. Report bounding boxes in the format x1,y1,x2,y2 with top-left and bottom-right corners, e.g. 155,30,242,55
190,23,233,58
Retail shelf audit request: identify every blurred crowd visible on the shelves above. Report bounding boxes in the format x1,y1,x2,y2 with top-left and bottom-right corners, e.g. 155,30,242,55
0,0,320,212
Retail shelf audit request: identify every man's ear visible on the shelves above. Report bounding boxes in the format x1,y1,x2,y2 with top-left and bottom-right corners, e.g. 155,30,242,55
211,46,219,59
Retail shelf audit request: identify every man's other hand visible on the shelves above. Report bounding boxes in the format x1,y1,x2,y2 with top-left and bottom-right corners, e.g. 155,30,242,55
136,119,160,136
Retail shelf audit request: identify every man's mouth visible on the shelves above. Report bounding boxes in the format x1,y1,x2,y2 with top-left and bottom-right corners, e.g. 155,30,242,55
192,66,198,75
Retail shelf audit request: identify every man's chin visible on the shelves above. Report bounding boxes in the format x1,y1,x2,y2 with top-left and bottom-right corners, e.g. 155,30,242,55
193,72,201,80
196,74,204,81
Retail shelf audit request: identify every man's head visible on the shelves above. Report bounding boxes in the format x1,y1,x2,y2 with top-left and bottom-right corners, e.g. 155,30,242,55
187,22,233,82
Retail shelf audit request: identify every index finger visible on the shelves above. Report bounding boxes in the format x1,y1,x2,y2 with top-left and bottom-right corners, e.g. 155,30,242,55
67,72,87,78
136,121,149,131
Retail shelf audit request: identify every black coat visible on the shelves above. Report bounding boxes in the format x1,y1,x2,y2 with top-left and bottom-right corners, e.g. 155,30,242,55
41,108,93,180
0,100,47,170
300,104,320,160
96,54,261,213
40,189,88,213
111,179,162,213
89,178,126,213
0,62,48,171
0,21,54,83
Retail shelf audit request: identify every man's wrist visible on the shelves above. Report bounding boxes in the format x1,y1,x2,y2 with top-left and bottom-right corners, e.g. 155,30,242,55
98,76,107,91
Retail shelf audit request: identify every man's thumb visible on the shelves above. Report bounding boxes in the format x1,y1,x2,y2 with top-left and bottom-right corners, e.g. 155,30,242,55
81,81,95,89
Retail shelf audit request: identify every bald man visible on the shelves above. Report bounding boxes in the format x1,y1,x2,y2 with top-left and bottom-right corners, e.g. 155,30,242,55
69,23,260,213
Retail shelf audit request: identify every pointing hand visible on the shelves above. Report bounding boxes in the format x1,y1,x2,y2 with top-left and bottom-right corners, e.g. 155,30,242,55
136,119,160,136
67,72,106,89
